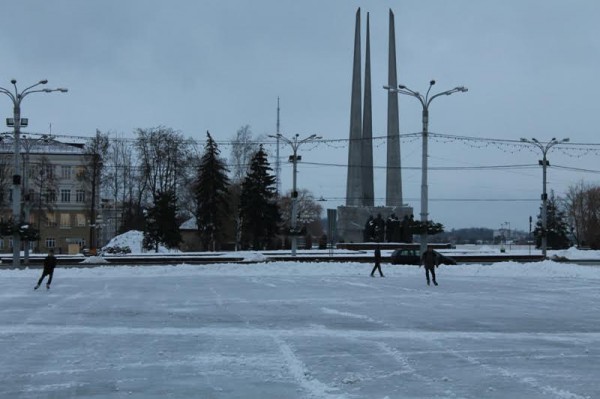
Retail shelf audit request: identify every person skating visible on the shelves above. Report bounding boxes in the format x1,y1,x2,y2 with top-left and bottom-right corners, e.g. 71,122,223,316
421,247,438,286
370,245,384,277
34,249,58,290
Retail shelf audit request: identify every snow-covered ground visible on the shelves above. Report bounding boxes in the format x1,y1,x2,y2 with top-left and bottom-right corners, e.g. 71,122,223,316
1,260,599,398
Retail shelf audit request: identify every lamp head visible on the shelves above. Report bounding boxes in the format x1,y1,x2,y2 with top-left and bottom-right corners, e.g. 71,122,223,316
58,88,68,93
398,84,406,89
39,80,48,85
458,86,468,92
562,138,570,143
520,138,527,142
10,79,16,84
430,80,436,86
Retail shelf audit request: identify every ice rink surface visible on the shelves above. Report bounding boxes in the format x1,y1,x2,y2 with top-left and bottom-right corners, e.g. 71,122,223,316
1,261,599,398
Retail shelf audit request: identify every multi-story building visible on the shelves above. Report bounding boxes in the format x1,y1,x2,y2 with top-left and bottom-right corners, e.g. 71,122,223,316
0,135,97,254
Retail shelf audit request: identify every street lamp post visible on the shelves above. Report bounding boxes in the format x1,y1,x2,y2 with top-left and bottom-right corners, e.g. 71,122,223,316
21,134,51,265
0,79,67,268
520,137,569,257
268,133,321,256
384,80,467,256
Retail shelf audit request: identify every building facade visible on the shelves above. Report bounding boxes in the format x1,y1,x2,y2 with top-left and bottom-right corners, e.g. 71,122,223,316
0,136,97,254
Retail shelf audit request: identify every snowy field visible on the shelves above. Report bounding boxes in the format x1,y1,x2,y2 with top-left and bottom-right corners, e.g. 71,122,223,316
1,260,599,399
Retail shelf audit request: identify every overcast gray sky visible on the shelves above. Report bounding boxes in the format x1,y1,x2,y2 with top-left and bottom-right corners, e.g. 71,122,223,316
2,0,600,232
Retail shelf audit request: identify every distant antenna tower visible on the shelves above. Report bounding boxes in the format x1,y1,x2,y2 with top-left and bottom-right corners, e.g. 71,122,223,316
275,97,281,195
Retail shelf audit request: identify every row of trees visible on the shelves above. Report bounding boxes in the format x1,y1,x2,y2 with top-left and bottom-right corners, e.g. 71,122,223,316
529,183,600,250
4,124,600,252
98,126,323,251
0,125,323,252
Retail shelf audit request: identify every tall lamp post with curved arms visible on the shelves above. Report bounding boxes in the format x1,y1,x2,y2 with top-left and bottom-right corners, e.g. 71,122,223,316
519,137,569,258
384,80,467,256
268,133,321,256
0,79,67,268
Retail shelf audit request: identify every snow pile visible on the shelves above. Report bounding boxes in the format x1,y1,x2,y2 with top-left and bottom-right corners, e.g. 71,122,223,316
240,251,268,262
551,246,599,260
102,230,180,254
80,256,109,264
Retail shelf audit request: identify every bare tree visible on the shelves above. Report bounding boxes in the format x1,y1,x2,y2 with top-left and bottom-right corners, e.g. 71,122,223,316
230,125,260,183
0,153,12,209
102,134,135,236
28,157,58,248
278,189,322,226
564,181,600,248
229,125,262,247
134,126,190,203
81,130,110,252
278,188,323,237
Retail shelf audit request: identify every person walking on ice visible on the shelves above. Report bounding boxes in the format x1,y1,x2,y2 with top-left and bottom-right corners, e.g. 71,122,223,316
34,249,58,290
421,247,439,286
370,244,384,277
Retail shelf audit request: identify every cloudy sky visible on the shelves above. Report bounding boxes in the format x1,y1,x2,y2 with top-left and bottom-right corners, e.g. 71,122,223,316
2,0,600,232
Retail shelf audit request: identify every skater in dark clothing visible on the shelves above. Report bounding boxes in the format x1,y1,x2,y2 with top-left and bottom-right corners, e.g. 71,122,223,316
421,247,438,286
370,245,384,277
35,249,57,290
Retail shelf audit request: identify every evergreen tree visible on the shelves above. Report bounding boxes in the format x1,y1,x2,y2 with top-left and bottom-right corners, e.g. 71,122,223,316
533,191,570,249
239,146,280,249
143,190,182,252
194,131,230,251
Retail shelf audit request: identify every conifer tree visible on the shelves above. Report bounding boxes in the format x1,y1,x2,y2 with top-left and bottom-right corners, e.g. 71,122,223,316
194,131,230,251
533,191,570,249
143,190,182,252
240,146,280,249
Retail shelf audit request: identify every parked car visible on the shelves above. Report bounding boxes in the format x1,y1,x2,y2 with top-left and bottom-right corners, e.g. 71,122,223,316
390,248,456,265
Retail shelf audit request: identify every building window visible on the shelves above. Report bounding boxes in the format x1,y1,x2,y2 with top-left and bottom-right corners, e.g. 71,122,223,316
61,165,72,180
45,190,57,203
45,237,56,248
76,190,86,203
77,214,86,227
46,213,57,227
45,165,54,179
24,189,35,203
76,167,85,179
61,189,71,203
60,214,71,228
0,239,4,249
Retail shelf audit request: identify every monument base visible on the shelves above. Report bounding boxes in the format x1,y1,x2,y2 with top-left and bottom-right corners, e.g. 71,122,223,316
336,205,413,243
